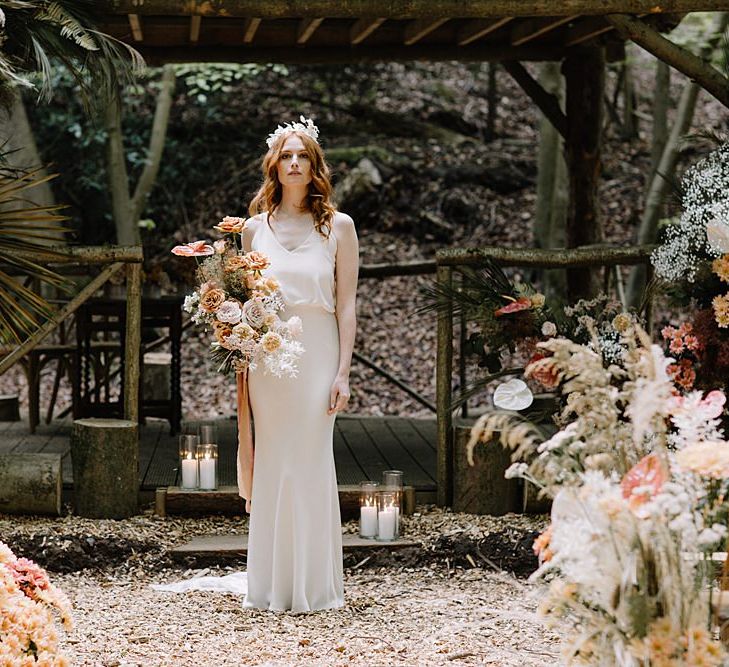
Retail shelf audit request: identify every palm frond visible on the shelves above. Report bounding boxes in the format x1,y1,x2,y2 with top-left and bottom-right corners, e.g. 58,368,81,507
0,155,75,345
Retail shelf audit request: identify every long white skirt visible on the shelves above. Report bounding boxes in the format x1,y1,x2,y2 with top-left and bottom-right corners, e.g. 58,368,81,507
244,304,344,612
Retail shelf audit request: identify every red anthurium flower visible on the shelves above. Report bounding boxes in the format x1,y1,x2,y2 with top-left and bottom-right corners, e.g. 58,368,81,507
171,240,215,257
494,296,532,317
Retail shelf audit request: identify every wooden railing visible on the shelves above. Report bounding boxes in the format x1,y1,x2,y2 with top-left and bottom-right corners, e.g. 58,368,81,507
435,244,655,507
0,246,144,422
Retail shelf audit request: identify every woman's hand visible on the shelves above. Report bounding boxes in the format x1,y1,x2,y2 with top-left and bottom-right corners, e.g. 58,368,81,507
328,375,351,415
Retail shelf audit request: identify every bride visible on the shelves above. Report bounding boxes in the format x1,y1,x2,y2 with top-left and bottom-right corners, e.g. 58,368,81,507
237,117,358,612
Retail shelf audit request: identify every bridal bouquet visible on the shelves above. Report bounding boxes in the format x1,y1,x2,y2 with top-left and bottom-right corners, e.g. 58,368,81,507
172,216,304,377
0,541,73,665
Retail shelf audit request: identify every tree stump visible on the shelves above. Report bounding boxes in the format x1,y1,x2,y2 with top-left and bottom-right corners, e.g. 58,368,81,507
0,394,20,421
0,454,62,515
70,418,138,519
453,424,521,515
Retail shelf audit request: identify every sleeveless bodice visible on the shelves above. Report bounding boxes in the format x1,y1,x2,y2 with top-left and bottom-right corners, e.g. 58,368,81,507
252,217,337,313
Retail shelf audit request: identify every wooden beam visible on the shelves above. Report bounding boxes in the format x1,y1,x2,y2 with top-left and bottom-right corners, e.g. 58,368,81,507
511,15,577,46
242,17,261,43
297,17,324,44
457,17,512,46
5,245,143,265
403,18,448,45
0,263,124,376
606,13,729,109
127,14,143,42
435,244,653,268
124,262,142,423
436,264,453,508
564,17,614,46
501,61,568,139
350,17,386,45
189,15,201,43
98,1,729,19
138,44,565,64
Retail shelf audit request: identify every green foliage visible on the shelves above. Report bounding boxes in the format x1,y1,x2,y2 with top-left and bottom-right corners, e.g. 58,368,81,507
0,0,143,108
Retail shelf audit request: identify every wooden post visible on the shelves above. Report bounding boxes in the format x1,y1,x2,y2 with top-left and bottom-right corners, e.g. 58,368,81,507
124,261,142,422
562,46,605,301
71,418,138,518
436,264,454,507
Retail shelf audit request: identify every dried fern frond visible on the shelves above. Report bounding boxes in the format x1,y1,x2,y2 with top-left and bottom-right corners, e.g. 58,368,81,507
35,2,98,50
466,411,546,467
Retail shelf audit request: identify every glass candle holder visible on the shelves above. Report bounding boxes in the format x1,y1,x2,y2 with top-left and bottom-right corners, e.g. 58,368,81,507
382,470,404,535
376,490,399,541
179,434,199,489
199,423,218,446
197,443,218,490
359,481,379,538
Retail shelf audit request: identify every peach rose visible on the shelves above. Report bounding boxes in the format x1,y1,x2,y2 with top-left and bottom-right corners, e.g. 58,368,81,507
200,288,225,313
214,216,246,234
242,251,270,271
225,256,249,273
214,324,233,344
232,322,256,340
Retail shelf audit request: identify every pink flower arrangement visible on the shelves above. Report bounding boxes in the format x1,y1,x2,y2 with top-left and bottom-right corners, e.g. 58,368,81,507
171,240,215,257
0,541,73,665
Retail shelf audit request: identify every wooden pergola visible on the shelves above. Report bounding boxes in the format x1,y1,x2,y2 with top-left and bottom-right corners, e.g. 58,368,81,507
96,0,729,507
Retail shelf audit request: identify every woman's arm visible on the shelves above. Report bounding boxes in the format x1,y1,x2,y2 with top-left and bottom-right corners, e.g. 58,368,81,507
328,212,359,415
241,214,260,253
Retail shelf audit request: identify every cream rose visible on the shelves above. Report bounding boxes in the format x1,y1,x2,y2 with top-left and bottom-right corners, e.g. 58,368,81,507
200,288,225,313
214,216,246,234
530,293,546,309
216,300,243,324
232,322,256,340
242,298,267,329
261,331,282,353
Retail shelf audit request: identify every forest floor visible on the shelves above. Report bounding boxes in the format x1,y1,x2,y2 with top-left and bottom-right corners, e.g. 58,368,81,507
2,506,555,666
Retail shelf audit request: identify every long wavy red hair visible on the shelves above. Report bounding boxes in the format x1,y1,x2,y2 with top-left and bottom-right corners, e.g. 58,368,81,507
248,130,337,239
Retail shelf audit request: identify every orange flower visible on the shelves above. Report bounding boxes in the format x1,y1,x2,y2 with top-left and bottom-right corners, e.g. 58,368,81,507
200,288,225,313
526,351,560,389
225,255,249,273
213,324,233,344
171,240,214,257
533,525,553,563
214,216,247,234
242,251,271,271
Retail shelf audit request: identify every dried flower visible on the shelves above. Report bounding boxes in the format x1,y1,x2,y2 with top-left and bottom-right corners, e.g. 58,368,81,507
676,441,729,478
199,288,225,313
530,293,546,308
713,293,729,327
541,321,557,337
611,313,632,333
713,254,729,282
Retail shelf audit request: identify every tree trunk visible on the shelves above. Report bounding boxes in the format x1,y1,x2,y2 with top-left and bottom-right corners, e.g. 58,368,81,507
70,417,138,519
650,60,670,180
562,47,605,301
105,65,176,246
621,53,639,140
0,454,62,516
626,12,729,307
534,61,567,304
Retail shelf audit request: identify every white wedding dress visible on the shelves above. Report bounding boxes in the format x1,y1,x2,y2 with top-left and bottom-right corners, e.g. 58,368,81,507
152,218,345,613
244,217,344,612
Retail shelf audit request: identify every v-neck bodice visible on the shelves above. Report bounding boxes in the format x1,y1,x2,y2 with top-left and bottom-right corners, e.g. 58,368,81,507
252,216,337,313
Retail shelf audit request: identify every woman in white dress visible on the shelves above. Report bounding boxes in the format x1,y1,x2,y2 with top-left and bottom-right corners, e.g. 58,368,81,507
240,118,358,612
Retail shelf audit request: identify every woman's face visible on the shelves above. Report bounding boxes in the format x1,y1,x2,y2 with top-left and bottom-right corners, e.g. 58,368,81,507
277,134,312,187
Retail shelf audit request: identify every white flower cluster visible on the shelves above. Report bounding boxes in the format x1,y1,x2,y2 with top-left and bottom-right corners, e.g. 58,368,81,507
652,141,729,282
266,115,319,148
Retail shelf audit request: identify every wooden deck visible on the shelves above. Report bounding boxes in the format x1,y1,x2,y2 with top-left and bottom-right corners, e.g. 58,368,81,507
0,415,437,500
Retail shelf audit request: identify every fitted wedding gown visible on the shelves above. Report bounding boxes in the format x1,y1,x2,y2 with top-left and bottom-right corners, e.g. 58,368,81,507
151,217,345,612
242,217,344,612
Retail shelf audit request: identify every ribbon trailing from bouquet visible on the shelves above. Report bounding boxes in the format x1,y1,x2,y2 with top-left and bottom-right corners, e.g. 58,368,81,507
236,369,254,514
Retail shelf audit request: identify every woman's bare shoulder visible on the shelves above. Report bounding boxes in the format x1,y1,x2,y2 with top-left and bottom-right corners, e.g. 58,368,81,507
332,211,355,233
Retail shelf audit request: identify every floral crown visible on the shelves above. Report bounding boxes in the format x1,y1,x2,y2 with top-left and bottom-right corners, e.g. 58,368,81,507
266,115,320,148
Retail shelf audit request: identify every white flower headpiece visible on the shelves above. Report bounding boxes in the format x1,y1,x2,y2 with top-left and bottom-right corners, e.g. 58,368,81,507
266,115,320,148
